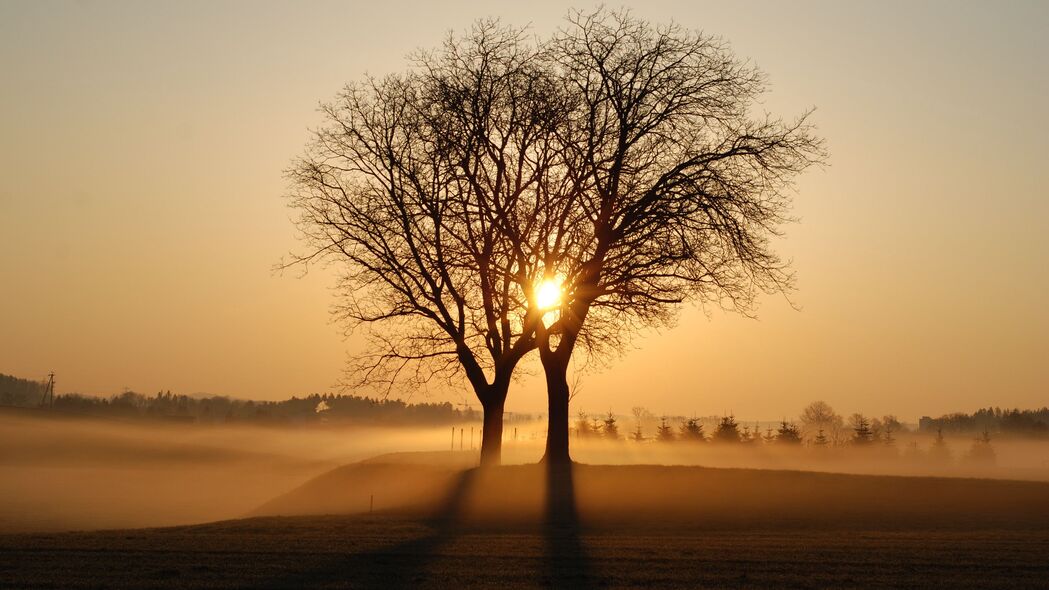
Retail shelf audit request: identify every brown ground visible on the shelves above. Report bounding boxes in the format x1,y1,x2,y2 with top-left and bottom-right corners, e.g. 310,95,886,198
2,515,1048,589
3,458,1049,589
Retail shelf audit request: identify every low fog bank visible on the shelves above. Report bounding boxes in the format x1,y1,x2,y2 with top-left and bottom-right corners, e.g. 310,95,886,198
465,421,1049,482
4,407,1047,533
563,435,1049,482
0,408,469,533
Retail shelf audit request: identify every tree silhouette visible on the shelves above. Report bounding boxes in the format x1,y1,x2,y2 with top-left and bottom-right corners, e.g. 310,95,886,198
813,429,829,447
775,420,803,444
287,9,822,466
713,415,742,443
679,417,706,442
883,422,896,446
631,421,645,442
575,410,594,438
800,400,844,442
965,430,997,465
631,406,649,442
850,414,875,445
762,426,777,444
657,416,676,442
929,426,952,463
603,411,620,440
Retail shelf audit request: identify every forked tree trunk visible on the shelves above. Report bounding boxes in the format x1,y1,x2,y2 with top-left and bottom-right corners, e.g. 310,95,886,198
541,358,572,465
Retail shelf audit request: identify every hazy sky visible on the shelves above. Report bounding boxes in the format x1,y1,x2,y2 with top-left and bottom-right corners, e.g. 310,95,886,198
2,1,1046,420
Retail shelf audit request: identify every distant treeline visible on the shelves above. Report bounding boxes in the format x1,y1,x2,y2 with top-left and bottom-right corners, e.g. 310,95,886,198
919,407,1049,437
0,373,48,406
2,372,1046,436
50,391,486,426
0,373,489,426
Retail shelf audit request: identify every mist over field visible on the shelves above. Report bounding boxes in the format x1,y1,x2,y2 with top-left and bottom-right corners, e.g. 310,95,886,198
4,407,1047,534
0,409,447,532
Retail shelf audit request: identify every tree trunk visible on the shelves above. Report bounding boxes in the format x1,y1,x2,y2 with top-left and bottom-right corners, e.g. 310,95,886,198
541,358,572,465
478,374,511,467
479,396,505,467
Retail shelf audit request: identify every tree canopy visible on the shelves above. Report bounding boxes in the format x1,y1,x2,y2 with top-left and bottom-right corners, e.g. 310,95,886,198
286,8,825,465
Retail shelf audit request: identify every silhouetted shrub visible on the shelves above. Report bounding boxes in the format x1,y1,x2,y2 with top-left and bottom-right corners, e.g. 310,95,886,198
712,415,741,443
965,430,997,466
776,420,803,444
679,417,706,442
603,412,620,440
657,416,676,442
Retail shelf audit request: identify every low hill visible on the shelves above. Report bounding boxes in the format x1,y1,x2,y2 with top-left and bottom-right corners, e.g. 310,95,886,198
255,453,1049,530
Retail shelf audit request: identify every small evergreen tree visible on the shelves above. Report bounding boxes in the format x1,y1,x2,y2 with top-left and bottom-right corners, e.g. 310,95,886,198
813,428,829,447
712,415,741,443
679,417,706,442
776,420,803,444
631,421,645,442
740,424,756,444
883,423,896,446
603,411,620,440
657,416,676,442
965,429,996,465
850,414,875,445
762,426,777,444
929,426,951,462
575,410,593,438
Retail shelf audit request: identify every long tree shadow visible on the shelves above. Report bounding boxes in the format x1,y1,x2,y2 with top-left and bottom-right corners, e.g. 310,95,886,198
261,467,478,590
544,461,594,589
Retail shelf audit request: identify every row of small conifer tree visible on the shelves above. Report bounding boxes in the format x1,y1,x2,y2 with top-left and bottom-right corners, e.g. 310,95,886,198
573,411,997,460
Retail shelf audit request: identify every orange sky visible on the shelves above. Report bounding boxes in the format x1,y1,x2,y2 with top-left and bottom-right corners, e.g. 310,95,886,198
2,1,1046,420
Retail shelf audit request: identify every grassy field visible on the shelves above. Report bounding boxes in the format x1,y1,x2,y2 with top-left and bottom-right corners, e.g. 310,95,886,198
3,457,1049,589
3,514,1048,589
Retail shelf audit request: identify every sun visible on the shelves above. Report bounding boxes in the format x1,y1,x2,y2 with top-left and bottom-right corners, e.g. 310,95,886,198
534,276,564,311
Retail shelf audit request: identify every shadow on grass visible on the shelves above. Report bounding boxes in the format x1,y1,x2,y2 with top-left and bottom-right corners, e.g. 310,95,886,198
260,462,594,588
260,467,477,590
544,461,594,589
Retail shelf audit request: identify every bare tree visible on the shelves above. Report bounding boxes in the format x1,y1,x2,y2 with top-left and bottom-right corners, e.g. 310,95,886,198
523,9,824,463
284,22,562,466
287,9,823,466
799,400,844,442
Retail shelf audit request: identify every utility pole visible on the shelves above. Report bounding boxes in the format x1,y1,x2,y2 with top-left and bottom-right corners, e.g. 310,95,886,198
43,372,55,409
